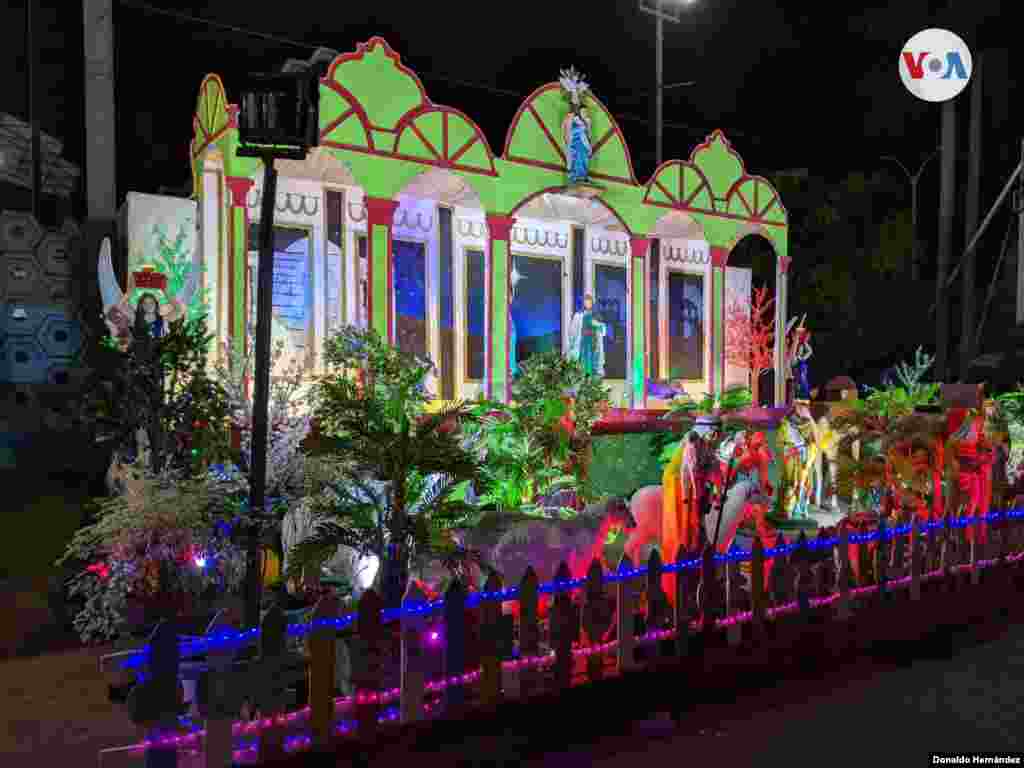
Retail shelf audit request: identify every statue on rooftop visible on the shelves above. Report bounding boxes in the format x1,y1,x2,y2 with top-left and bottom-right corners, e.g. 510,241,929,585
559,67,593,185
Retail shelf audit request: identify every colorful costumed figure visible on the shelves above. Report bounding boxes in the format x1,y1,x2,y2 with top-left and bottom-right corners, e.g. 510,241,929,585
509,263,524,378
785,315,812,401
568,293,606,377
559,67,593,185
98,237,194,350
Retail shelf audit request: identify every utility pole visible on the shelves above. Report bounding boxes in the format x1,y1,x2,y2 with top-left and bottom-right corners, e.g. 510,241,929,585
882,149,940,281
26,1,42,219
82,0,118,280
655,10,663,167
935,100,957,382
959,52,983,380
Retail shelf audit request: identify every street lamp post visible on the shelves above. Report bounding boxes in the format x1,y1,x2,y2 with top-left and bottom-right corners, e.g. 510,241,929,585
236,70,318,629
639,0,694,168
882,150,940,282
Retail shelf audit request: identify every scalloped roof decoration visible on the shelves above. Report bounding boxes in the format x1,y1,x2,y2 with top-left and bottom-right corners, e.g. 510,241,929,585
725,176,786,223
323,37,427,132
192,74,231,160
502,84,636,184
318,84,373,150
393,107,497,175
689,130,745,201
642,160,715,213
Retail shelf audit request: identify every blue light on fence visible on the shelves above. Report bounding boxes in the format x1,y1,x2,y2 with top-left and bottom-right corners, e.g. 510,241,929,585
115,508,1024,672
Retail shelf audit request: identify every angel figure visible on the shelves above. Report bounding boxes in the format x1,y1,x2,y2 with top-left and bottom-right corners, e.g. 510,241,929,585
785,314,813,401
98,237,195,350
568,293,606,378
559,67,593,184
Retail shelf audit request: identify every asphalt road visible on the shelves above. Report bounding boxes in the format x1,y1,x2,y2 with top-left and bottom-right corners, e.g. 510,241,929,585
518,618,1024,768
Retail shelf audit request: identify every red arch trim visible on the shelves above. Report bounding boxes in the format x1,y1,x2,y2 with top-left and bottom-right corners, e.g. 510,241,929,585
393,104,498,174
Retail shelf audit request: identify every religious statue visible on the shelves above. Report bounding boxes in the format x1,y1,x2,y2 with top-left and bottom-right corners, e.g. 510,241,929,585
559,67,593,185
785,314,813,401
568,293,606,378
509,263,524,379
98,237,195,350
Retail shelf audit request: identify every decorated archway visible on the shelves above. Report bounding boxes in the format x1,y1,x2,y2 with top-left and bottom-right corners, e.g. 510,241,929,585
189,38,788,405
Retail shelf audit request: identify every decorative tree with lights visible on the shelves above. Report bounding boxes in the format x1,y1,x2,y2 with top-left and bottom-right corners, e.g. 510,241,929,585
724,284,775,406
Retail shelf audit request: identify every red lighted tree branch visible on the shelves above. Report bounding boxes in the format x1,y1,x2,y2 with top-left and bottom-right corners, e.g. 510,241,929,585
724,284,775,404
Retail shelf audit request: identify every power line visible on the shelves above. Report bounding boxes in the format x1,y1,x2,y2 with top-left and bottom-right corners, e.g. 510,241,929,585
116,0,751,139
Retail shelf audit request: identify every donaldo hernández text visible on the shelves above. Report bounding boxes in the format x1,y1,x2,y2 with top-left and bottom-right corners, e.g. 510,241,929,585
932,756,1023,765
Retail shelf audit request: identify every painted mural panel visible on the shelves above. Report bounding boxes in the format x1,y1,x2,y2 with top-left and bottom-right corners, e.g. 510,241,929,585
724,266,752,389
511,254,563,368
465,249,486,380
248,226,313,365
121,192,207,321
667,271,704,381
393,239,428,360
594,263,627,380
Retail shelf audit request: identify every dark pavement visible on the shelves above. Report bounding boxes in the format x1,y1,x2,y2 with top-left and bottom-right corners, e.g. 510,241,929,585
519,618,1024,768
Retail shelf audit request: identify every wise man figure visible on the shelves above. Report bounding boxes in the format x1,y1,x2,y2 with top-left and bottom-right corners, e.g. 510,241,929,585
568,293,606,378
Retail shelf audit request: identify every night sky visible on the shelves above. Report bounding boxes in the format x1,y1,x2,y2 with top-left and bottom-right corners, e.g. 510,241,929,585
1,0,1018,206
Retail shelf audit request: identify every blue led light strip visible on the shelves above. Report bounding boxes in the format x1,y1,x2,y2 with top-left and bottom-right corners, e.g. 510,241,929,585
117,508,1024,669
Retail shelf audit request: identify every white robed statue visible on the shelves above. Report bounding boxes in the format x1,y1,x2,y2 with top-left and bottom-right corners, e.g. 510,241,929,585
568,293,606,378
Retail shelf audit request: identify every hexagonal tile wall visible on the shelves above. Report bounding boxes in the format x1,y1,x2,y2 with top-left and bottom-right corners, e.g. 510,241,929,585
6,337,48,384
5,304,50,337
37,230,74,276
36,314,82,359
5,255,43,300
0,211,44,251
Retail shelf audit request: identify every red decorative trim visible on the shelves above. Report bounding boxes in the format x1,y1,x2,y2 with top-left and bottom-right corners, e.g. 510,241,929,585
735,186,754,216
501,82,639,185
485,213,516,242
449,136,478,164
591,127,615,155
319,80,376,150
227,104,240,129
319,107,356,141
779,255,791,274
443,112,449,159
654,179,677,206
527,104,567,165
365,197,399,227
508,186,632,236
758,191,781,218
224,176,254,208
228,206,235,348
407,119,443,161
642,198,787,227
323,38,429,131
319,139,499,177
710,246,729,268
712,262,719,392
629,237,651,260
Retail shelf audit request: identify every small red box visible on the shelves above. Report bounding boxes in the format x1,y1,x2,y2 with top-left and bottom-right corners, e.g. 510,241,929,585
133,269,167,291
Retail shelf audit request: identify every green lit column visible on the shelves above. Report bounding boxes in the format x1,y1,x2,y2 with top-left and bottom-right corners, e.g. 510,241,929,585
225,176,254,352
710,246,729,398
486,213,515,402
365,197,400,341
628,236,650,408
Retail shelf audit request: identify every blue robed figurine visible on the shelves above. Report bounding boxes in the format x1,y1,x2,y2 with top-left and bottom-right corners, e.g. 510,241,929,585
568,293,606,378
559,67,593,185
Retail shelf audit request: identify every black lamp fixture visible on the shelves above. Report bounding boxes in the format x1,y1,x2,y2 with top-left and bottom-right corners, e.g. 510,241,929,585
235,68,319,629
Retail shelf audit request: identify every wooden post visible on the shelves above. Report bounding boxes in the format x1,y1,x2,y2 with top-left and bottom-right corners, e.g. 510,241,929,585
770,537,789,605
697,545,718,643
400,581,427,724
724,547,742,647
443,579,467,716
835,525,852,620
750,537,766,636
793,531,812,617
551,561,574,691
856,526,872,586
518,567,540,699
201,612,237,768
126,621,180,768
673,545,692,658
646,549,672,655
616,554,637,672
353,589,385,742
254,605,289,764
971,512,982,585
875,518,889,601
478,571,503,712
910,516,922,602
583,559,611,682
308,595,339,748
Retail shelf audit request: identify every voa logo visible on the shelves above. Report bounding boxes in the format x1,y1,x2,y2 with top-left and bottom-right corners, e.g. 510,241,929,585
899,28,972,102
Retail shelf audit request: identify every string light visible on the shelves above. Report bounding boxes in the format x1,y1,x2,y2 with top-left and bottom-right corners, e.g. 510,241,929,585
120,548,1023,760
115,509,1024,670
